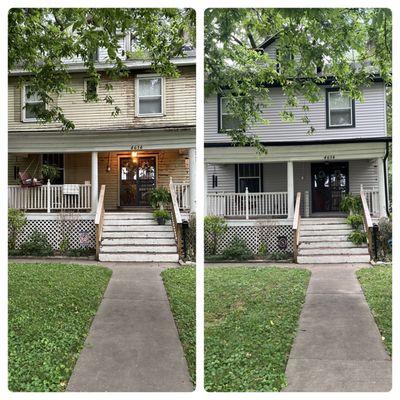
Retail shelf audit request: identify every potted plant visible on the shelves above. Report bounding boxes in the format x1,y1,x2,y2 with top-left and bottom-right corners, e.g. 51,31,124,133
149,187,171,210
153,209,170,225
41,164,60,184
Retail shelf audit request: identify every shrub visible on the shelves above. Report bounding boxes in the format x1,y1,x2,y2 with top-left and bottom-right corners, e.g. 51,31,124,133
378,217,392,258
348,230,367,245
346,214,364,229
66,247,96,257
59,237,70,255
153,209,170,220
8,209,27,251
222,236,253,261
258,243,268,257
340,194,362,214
204,216,228,255
19,231,54,256
149,187,171,209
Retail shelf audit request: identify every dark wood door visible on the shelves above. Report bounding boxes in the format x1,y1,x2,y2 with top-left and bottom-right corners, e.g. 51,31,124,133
311,162,349,213
119,156,156,207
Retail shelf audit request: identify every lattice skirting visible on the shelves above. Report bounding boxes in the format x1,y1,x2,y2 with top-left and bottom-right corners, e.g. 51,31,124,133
205,224,293,255
13,215,95,250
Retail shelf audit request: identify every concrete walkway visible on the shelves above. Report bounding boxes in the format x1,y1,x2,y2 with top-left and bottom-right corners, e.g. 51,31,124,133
67,262,193,392
284,264,391,392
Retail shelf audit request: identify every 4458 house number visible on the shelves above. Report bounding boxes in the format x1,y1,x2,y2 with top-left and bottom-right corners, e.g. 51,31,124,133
324,155,336,160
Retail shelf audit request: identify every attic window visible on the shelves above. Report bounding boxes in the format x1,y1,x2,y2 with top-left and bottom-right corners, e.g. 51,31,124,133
22,85,45,122
276,48,294,73
326,89,355,128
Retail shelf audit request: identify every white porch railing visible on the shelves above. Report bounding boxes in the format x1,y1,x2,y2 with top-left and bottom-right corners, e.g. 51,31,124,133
8,182,92,212
361,186,379,217
173,182,190,210
207,189,288,219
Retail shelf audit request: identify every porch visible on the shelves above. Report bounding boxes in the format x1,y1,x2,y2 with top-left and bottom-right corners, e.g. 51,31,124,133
205,158,386,220
8,148,195,214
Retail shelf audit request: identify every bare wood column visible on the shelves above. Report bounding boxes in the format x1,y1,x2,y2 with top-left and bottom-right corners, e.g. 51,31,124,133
189,147,196,212
377,157,387,217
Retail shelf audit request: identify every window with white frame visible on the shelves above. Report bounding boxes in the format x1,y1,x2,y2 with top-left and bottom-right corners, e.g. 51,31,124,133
136,76,163,116
236,163,262,193
84,78,98,101
326,90,355,128
219,97,242,131
22,85,45,122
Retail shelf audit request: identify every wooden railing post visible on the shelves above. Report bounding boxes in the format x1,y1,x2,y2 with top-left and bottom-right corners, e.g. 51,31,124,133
170,177,183,260
292,192,302,263
360,189,373,260
95,185,106,260
245,187,249,220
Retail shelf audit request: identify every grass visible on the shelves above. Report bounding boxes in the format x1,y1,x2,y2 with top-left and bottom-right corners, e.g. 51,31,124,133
357,265,392,356
161,266,196,385
8,262,112,392
204,266,310,392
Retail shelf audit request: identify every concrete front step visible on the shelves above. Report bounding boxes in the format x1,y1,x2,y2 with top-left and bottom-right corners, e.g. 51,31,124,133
104,219,162,226
299,247,369,256
300,235,350,242
101,238,176,246
99,253,179,262
104,213,154,220
301,224,350,231
103,225,173,232
301,218,347,225
100,245,177,253
297,254,370,264
301,229,352,237
299,241,361,249
102,231,175,239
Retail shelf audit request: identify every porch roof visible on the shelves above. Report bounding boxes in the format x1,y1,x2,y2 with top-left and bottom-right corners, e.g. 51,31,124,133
204,139,388,164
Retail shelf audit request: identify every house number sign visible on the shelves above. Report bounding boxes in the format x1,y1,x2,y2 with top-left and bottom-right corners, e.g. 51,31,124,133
131,145,143,151
323,155,335,160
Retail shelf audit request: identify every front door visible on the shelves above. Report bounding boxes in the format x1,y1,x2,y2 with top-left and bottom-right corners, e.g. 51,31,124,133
311,162,349,213
119,156,156,207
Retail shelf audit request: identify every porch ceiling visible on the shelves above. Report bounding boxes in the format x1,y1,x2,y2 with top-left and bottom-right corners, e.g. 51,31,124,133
204,141,387,164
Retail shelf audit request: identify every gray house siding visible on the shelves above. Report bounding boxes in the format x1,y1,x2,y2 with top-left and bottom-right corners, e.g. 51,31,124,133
205,82,386,143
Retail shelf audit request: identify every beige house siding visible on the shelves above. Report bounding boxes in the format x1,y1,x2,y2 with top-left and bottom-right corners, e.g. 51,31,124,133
8,154,41,184
9,66,195,132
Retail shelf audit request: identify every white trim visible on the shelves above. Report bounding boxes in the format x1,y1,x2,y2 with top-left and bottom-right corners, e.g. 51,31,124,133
117,153,159,207
135,75,164,117
227,219,292,227
21,84,46,123
327,91,353,127
24,213,95,220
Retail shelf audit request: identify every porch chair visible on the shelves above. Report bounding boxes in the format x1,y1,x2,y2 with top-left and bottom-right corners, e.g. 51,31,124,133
18,171,43,188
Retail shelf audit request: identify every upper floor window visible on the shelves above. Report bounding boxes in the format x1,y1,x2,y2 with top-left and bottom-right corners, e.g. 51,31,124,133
219,96,242,131
22,85,45,122
84,79,98,101
136,76,164,117
276,48,294,73
326,89,355,128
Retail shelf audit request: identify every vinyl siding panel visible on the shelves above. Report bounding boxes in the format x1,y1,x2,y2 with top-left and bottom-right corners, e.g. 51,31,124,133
9,66,195,132
205,82,386,143
207,164,235,192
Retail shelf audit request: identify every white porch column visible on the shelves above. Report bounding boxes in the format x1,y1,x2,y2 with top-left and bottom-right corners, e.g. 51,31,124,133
377,157,387,217
204,162,208,215
287,161,294,219
91,151,98,213
189,148,196,212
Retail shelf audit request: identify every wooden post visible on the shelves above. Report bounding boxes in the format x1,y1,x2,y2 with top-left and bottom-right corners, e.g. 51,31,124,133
245,187,249,220
189,148,196,212
287,161,294,219
47,180,51,213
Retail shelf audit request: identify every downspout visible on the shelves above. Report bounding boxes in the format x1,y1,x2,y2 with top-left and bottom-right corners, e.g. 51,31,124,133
383,141,390,216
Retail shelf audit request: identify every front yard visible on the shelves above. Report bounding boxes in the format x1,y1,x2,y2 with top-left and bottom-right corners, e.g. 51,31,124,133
161,266,196,385
8,262,112,392
357,265,392,356
204,266,310,392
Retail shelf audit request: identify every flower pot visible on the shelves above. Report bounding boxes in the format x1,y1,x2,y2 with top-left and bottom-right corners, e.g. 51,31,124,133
157,217,166,225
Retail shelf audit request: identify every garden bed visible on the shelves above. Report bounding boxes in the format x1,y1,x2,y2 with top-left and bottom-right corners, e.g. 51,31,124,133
204,266,310,392
8,262,111,391
161,266,196,385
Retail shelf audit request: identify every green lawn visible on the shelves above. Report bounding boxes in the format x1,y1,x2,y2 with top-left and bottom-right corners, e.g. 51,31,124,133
8,262,112,392
161,266,196,385
357,265,392,356
205,266,310,392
